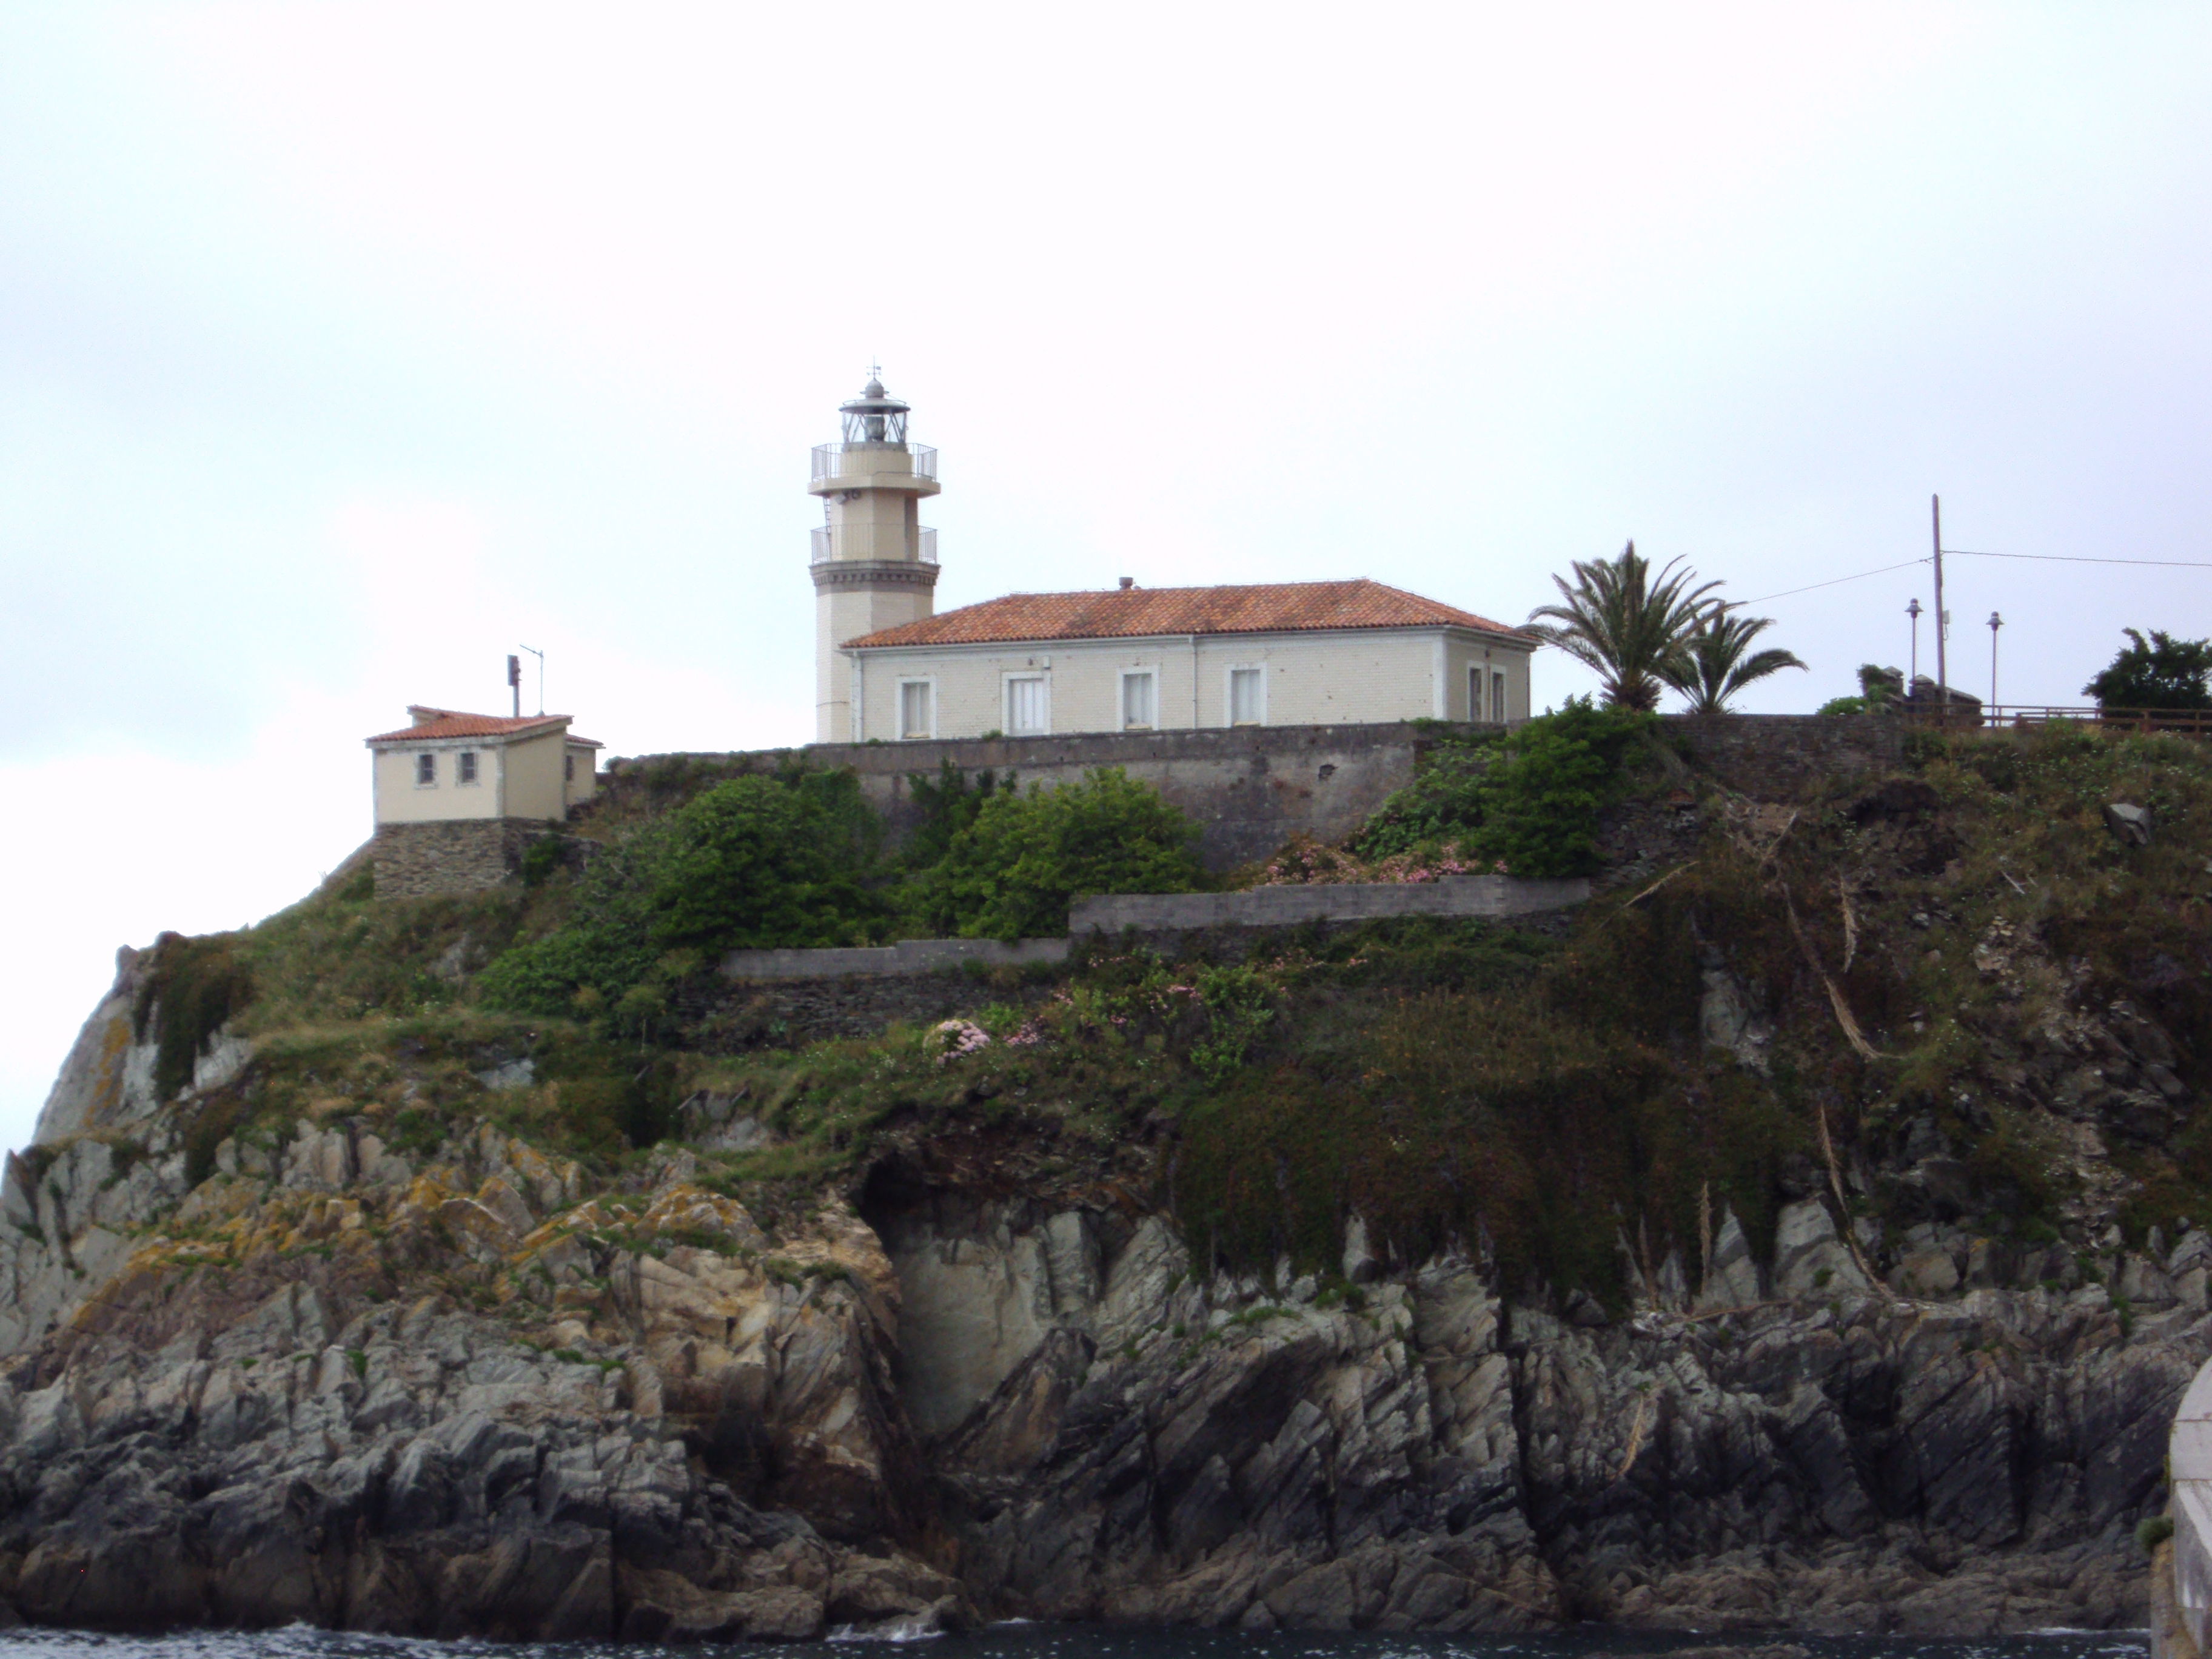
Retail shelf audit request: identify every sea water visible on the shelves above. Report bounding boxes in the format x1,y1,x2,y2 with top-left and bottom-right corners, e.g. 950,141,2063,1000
0,1624,2153,1659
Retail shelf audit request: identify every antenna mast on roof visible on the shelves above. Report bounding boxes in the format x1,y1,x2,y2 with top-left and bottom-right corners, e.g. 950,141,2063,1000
506,654,521,718
518,645,545,716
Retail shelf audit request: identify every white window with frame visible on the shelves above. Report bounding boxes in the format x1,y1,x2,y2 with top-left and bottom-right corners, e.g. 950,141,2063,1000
414,751,437,787
1227,665,1265,726
457,750,479,785
899,679,936,740
1492,670,1508,723
1121,669,1157,731
1005,674,1049,736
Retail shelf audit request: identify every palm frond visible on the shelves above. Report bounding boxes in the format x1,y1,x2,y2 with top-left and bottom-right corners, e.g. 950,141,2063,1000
1525,541,1721,712
1663,608,1807,714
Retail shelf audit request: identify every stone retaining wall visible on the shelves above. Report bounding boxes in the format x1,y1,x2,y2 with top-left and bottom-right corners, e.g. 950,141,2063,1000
717,875,1589,983
605,716,1916,874
1662,714,1903,801
609,723,1453,873
370,819,543,899
720,937,1070,982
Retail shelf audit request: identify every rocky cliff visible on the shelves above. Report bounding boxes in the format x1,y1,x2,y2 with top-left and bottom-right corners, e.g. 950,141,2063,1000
3,720,2209,1638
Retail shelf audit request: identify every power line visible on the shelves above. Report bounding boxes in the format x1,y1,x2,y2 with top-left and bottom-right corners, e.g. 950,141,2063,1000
1736,545,2211,610
1945,548,2212,570
1740,557,1929,606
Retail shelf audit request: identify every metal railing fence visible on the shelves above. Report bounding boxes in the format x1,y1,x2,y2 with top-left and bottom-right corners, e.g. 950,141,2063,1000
810,443,937,483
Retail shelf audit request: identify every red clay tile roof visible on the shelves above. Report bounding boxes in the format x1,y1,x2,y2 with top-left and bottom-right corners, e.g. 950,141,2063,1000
364,709,574,745
842,580,1533,649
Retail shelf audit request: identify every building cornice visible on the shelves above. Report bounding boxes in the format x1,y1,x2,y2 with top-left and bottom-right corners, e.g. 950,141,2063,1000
842,622,1533,659
810,560,942,594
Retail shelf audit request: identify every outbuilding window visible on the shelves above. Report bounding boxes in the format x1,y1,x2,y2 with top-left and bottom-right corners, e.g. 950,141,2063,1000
457,751,479,785
565,754,575,782
415,752,437,786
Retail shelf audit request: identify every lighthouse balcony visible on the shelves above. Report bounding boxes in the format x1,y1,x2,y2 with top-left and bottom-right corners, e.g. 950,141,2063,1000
811,526,937,566
809,443,940,493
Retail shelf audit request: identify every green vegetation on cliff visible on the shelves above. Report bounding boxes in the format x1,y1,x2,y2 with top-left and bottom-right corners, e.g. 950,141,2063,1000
121,712,2212,1312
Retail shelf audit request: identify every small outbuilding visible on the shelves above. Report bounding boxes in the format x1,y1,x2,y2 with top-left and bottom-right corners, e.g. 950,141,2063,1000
363,706,602,897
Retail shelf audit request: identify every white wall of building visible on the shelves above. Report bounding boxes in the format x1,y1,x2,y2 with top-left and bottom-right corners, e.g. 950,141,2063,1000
849,628,1530,742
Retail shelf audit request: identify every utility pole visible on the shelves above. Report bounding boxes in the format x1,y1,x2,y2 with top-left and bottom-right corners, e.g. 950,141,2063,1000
519,645,545,716
1906,597,1923,685
1931,495,1948,706
506,654,521,718
1988,611,2002,709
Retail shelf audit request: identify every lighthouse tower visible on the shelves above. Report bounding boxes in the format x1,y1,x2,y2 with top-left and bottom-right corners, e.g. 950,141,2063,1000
809,375,940,742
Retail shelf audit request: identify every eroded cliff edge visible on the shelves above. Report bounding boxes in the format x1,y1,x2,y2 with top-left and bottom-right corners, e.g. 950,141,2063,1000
0,966,2197,1638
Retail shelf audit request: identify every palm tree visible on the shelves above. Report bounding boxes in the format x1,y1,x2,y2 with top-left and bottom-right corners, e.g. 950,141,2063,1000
1526,541,1721,712
1664,607,1808,714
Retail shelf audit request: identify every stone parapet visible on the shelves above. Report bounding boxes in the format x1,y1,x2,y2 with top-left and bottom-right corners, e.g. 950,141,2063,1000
1660,714,1905,801
1069,874,1589,934
371,819,540,899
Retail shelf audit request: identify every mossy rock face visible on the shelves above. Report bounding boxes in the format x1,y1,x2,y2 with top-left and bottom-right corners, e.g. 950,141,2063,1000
133,933,253,1104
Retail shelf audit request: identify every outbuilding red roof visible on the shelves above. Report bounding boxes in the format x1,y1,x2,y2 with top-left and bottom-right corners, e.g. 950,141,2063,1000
364,708,574,745
842,579,1533,649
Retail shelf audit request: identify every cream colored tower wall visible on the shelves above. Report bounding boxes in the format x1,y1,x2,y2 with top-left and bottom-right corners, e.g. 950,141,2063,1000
825,484,919,562
852,629,1532,742
808,433,941,742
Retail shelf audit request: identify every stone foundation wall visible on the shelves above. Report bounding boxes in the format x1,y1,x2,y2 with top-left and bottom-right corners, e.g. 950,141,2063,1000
1660,714,1905,801
370,819,543,899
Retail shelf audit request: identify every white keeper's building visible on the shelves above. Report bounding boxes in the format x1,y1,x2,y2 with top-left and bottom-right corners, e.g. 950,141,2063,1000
808,378,1536,745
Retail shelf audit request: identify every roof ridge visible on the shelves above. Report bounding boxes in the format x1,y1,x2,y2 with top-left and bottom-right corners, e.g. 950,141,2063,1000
841,577,1532,651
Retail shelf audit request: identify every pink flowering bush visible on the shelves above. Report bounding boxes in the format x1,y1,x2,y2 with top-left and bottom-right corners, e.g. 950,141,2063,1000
924,1018,992,1064
1254,833,1505,887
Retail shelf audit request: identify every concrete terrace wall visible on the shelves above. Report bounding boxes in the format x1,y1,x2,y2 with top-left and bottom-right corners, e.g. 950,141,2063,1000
1068,874,1590,934
720,875,1590,982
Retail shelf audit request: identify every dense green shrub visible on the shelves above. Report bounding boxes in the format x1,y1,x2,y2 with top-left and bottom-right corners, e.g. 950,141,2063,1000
481,766,883,1014
896,766,1205,941
2084,628,2212,710
902,760,1010,868
647,771,882,953
1356,699,1652,876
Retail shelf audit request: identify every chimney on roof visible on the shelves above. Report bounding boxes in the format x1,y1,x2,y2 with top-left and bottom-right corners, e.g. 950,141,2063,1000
1119,576,1134,590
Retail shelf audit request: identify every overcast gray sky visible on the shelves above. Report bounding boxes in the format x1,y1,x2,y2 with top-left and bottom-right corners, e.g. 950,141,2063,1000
4,4,2208,1151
